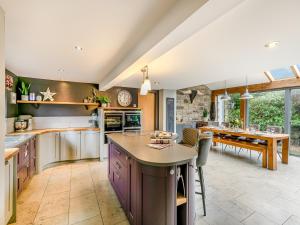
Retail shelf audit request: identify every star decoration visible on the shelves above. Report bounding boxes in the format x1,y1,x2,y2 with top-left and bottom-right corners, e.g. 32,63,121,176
40,87,56,101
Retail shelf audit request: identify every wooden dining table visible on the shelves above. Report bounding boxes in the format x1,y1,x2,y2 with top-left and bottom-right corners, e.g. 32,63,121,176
199,126,290,170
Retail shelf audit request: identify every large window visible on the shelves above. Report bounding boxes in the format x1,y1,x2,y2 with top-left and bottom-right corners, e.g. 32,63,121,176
291,89,300,156
217,93,240,124
249,90,285,131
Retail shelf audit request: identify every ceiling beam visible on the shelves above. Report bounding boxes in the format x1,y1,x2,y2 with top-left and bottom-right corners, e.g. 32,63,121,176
291,65,300,78
211,78,300,100
264,71,274,82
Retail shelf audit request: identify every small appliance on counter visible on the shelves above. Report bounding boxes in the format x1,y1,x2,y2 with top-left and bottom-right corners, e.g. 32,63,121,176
14,120,28,132
16,115,33,131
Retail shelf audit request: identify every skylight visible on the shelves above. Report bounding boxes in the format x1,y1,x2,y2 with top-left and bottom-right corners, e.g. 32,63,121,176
270,67,295,80
297,64,300,71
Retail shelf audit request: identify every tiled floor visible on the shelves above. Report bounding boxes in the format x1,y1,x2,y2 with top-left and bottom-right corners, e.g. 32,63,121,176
12,146,300,225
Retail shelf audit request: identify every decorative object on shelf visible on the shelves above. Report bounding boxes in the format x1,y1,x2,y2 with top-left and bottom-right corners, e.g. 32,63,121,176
117,90,132,107
5,74,14,91
18,80,31,101
96,96,111,107
36,95,42,101
240,75,253,100
40,87,56,101
203,108,209,122
221,80,231,101
10,92,16,104
29,92,36,101
140,65,151,95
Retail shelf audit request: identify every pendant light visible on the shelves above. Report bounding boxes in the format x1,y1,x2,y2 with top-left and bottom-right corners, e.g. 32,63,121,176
221,80,231,101
140,65,151,95
240,75,253,100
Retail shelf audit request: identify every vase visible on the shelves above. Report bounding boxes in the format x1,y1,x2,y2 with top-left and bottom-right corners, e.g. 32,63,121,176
102,103,107,107
21,95,29,101
203,117,208,122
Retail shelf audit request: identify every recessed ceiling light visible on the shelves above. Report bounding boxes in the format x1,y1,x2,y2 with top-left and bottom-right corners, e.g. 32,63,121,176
74,46,83,51
264,41,279,48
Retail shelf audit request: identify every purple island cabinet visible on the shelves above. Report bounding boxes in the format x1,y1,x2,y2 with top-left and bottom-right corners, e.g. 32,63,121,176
107,134,197,225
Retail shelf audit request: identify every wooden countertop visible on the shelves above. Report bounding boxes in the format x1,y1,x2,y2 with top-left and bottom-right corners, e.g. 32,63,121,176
8,127,100,136
107,133,197,166
4,148,19,161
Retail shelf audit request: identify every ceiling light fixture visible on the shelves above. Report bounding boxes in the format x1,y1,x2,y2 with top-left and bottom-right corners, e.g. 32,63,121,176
240,75,253,100
264,41,279,49
221,80,231,101
74,46,83,51
140,65,151,95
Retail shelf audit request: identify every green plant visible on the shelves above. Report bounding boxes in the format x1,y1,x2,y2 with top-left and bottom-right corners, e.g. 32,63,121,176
96,96,111,104
18,81,31,95
203,108,209,118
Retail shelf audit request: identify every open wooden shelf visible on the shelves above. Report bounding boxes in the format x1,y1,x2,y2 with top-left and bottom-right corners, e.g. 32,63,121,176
99,106,141,110
17,100,99,110
176,193,187,206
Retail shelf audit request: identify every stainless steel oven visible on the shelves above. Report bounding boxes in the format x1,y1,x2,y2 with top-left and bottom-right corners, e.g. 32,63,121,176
104,112,123,132
124,112,141,129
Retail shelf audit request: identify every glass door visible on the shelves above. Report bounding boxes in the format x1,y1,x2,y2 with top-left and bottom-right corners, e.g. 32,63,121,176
290,89,300,156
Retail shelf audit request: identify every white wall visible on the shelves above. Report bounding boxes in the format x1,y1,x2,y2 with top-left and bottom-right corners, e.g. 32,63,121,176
0,6,5,225
159,89,176,132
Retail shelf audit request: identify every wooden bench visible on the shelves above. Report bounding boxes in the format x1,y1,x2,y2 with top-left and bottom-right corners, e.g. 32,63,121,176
213,137,267,168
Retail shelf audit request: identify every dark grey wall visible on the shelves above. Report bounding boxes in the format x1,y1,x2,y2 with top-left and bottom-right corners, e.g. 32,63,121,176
5,70,139,118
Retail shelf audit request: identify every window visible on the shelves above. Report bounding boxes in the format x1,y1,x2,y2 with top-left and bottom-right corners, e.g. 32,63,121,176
249,90,285,131
270,67,295,80
217,93,240,124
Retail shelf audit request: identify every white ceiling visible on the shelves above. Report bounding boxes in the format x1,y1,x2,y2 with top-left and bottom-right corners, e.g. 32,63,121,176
120,0,300,90
0,0,177,83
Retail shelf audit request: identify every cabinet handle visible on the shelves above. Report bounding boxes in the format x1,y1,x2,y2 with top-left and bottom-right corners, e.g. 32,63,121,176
115,161,121,169
170,169,175,175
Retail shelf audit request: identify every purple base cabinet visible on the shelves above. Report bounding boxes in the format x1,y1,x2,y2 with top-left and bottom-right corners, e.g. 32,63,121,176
108,141,196,225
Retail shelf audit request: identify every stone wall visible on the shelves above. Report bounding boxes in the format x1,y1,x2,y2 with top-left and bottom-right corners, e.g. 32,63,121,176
176,85,211,123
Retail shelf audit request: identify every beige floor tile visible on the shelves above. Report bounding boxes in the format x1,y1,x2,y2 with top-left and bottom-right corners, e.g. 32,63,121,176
72,215,103,225
35,192,70,222
69,193,100,224
242,212,279,225
14,201,40,225
283,215,300,225
34,213,68,225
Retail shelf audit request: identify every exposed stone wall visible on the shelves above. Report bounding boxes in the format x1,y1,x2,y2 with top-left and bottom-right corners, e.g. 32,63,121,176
176,85,211,123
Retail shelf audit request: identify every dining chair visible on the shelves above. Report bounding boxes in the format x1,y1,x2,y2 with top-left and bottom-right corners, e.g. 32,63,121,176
195,133,212,216
178,128,199,148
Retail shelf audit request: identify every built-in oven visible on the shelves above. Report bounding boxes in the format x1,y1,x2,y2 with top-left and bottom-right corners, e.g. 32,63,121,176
124,112,141,130
104,112,123,132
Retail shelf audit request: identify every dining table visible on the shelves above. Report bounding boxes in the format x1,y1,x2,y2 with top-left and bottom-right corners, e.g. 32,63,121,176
199,126,290,170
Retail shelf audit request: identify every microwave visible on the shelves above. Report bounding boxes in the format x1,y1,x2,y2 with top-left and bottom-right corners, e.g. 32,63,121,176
124,112,141,129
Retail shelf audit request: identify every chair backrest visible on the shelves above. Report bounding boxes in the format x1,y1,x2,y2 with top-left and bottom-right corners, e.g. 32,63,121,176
266,125,282,133
249,124,260,131
221,122,229,128
182,128,199,147
196,134,212,167
208,121,219,127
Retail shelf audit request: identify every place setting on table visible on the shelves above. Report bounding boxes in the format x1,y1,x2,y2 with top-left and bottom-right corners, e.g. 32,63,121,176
147,131,178,150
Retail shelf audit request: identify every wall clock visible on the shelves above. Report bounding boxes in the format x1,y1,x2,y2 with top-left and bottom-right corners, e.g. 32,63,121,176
117,90,132,107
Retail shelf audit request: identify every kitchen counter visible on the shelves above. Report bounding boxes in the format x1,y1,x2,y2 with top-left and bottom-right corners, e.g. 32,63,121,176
107,132,197,225
8,127,100,136
4,148,19,161
5,134,36,148
107,132,197,166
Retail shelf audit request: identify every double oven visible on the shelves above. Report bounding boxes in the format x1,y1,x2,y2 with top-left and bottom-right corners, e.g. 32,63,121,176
99,109,142,160
104,111,141,132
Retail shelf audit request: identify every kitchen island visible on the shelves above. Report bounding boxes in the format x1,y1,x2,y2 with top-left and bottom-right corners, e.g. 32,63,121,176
107,132,198,225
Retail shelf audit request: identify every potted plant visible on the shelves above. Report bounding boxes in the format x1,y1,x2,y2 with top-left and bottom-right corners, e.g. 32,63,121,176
96,96,111,107
18,81,31,101
203,108,209,122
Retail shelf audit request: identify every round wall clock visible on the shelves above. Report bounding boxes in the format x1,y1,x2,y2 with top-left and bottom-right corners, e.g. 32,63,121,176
117,90,132,107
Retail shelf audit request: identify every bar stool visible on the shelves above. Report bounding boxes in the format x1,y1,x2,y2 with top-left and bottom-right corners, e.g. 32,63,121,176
178,128,199,148
195,133,212,216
